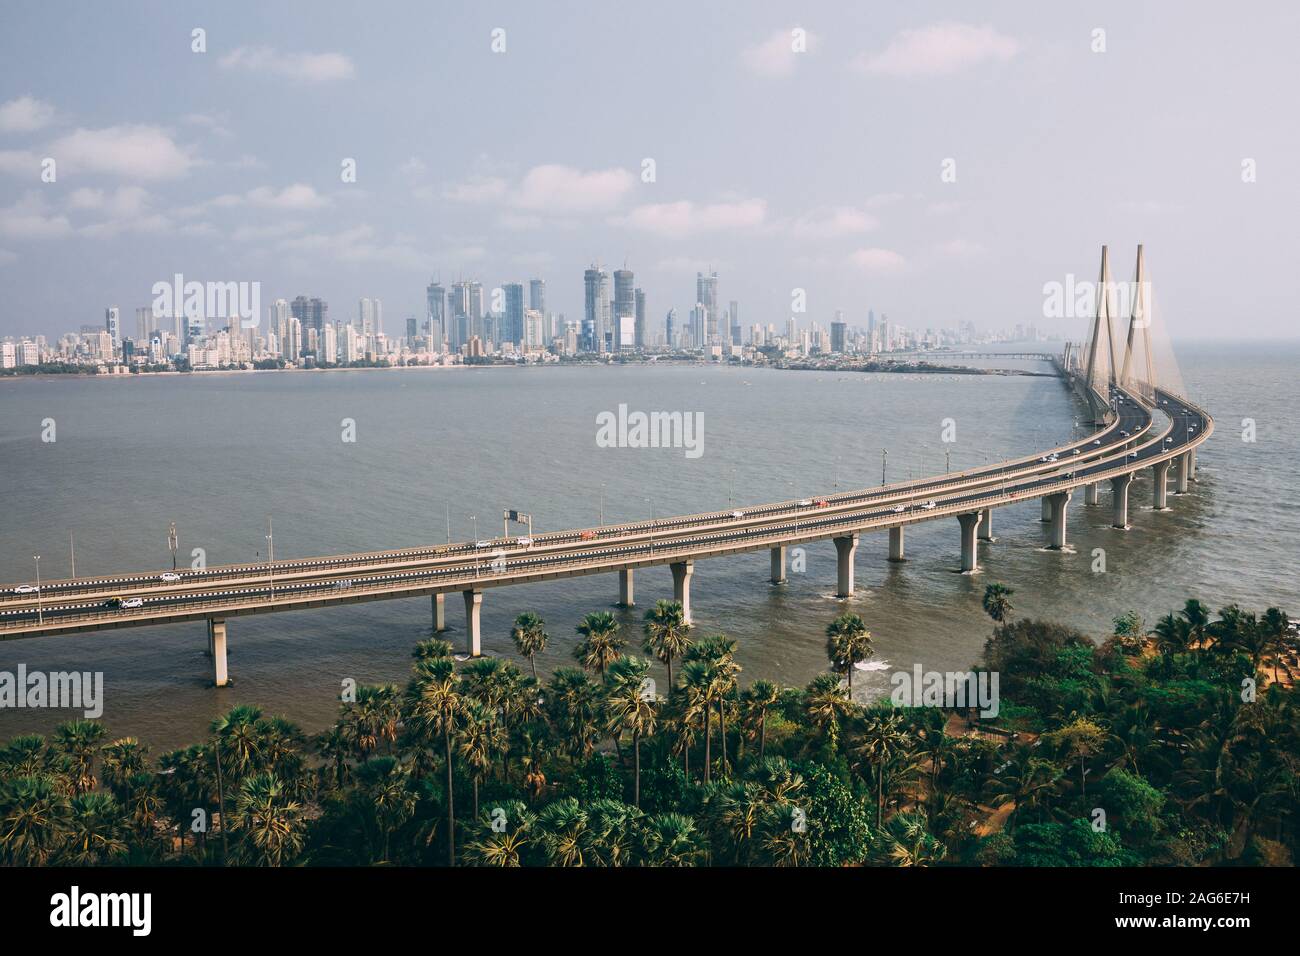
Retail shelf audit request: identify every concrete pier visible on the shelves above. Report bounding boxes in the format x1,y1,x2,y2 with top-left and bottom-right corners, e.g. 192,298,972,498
1046,491,1073,549
462,589,482,657
770,545,787,584
978,508,995,541
1189,447,1198,481
618,568,635,607
671,560,694,625
1152,459,1172,510
1176,452,1191,493
957,513,982,573
834,533,859,597
431,593,446,632
210,618,228,687
888,526,905,562
1111,473,1133,529
1041,497,1052,522
1084,482,1100,506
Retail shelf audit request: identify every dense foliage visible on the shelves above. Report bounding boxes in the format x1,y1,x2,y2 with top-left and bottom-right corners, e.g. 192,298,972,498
1,595,1295,866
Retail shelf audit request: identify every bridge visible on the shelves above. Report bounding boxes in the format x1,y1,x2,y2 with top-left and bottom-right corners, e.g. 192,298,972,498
0,245,1210,688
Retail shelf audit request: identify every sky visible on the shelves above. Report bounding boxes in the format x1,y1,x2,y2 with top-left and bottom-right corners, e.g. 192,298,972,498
0,0,1297,342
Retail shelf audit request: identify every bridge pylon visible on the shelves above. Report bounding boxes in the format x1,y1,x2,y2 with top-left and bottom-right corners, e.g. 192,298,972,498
1119,243,1157,401
1082,244,1118,423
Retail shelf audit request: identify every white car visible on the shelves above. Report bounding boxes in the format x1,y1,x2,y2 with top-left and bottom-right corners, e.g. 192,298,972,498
1039,455,1050,463
475,540,493,549
122,597,144,609
797,499,813,507
1072,449,1081,455
160,572,181,583
731,510,744,519
921,501,937,510
1094,439,1102,445
892,504,906,513
516,537,534,547
15,584,39,594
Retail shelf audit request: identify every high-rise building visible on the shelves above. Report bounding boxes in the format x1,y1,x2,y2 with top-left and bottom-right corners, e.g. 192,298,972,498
134,306,154,342
406,317,418,343
831,317,848,354
634,288,646,349
291,296,328,336
320,323,338,364
613,268,635,349
426,280,446,348
504,283,525,346
729,300,741,345
696,272,718,342
529,278,546,316
286,317,302,362
665,309,677,349
105,307,121,350
583,265,610,353
523,309,544,352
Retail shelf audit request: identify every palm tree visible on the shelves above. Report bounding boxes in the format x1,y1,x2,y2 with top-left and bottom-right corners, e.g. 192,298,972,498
350,684,401,757
100,737,149,800
355,756,417,863
640,812,703,866
233,772,305,866
574,611,625,677
870,812,947,866
1153,613,1192,674
62,792,127,865
406,656,463,865
604,656,658,807
534,798,593,867
982,583,1014,623
985,745,1062,831
852,710,911,828
511,612,550,679
1261,607,1293,685
465,800,533,866
744,680,782,761
0,775,70,865
458,702,506,818
546,668,602,765
1045,716,1107,798
50,719,108,795
825,613,873,695
643,600,692,689
1181,598,1211,650
681,660,715,783
686,635,741,778
804,673,852,752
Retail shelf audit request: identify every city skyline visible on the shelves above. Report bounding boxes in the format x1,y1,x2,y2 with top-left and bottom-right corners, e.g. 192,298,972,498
2,3,1298,342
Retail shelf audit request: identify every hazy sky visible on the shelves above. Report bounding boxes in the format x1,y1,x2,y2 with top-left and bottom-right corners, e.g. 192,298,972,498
1,0,1296,342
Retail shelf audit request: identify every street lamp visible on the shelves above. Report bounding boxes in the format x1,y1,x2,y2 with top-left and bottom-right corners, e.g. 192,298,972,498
646,498,655,555
168,522,178,571
599,485,606,527
33,555,42,625
470,515,479,576
881,449,888,486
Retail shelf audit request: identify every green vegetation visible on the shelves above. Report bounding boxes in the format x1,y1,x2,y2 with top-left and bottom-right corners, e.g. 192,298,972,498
1,598,1295,867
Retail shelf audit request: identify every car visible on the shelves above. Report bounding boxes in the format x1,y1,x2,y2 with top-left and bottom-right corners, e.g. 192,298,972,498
475,540,493,549
1188,426,1196,433
921,501,937,510
122,597,143,609
797,499,813,507
105,597,124,609
813,499,829,508
1048,454,1059,462
1039,455,1050,462
580,530,597,540
516,537,534,547
1120,430,1130,437
1094,439,1102,445
731,511,744,519
14,584,39,594
1072,448,1081,455
160,572,181,583
892,505,906,513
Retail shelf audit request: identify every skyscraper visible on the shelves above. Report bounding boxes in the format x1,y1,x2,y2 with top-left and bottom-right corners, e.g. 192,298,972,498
665,308,677,349
634,288,646,350
613,268,634,350
426,280,446,348
291,296,328,336
105,307,121,349
504,283,525,346
696,271,718,342
529,278,546,316
583,265,610,353
831,316,847,354
729,300,741,346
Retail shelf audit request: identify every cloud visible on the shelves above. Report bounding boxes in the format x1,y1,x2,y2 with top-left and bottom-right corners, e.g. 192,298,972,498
849,247,907,274
617,198,767,239
232,221,305,242
853,22,1019,77
742,28,815,77
277,224,426,270
208,183,330,211
443,175,509,203
934,239,986,258
865,192,906,208
47,125,196,179
444,164,634,214
0,193,72,239
219,46,355,83
0,95,55,132
0,149,40,176
0,249,17,265
182,112,233,137
790,206,878,239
